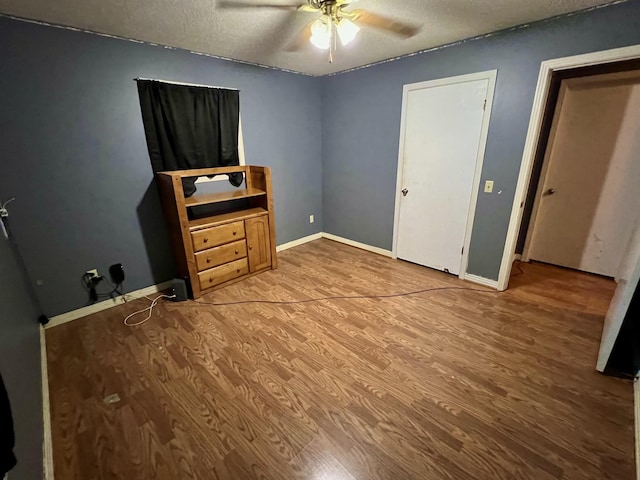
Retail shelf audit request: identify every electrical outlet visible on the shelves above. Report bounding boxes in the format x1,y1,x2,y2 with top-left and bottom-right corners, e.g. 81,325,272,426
309,214,315,224
86,268,99,278
484,180,494,193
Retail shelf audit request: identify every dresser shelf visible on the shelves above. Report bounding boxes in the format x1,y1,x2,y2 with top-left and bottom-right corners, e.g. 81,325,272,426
184,188,266,207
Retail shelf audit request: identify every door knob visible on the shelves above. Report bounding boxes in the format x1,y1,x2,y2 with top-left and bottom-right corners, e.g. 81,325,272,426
543,188,556,196
401,188,409,197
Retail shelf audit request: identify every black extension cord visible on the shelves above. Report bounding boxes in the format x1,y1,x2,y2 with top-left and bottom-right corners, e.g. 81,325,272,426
185,285,502,308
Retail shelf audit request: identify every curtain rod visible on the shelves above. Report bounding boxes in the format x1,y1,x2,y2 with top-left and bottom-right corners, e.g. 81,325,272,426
134,78,239,91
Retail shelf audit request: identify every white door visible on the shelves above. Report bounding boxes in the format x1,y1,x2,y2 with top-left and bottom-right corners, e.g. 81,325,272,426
597,222,640,371
527,77,640,277
396,77,490,275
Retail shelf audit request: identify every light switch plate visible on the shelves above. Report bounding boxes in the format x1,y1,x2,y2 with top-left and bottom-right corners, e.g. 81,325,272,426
484,180,494,193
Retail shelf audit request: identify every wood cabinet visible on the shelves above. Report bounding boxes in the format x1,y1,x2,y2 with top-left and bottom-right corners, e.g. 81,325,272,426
156,166,277,298
246,216,272,272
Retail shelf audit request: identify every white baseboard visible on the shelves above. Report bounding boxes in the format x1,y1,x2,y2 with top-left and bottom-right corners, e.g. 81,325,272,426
322,233,393,258
40,327,54,480
276,232,322,252
46,281,173,329
463,273,500,289
513,254,522,261
320,233,498,288
635,378,639,480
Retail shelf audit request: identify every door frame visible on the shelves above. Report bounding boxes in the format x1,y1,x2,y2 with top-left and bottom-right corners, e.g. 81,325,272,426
392,70,498,282
497,44,640,291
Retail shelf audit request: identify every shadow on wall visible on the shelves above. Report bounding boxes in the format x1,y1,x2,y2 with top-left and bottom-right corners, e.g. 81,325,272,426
136,181,176,284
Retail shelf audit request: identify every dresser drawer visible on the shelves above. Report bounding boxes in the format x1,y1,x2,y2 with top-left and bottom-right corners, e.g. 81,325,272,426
195,240,247,272
191,221,245,252
198,258,248,290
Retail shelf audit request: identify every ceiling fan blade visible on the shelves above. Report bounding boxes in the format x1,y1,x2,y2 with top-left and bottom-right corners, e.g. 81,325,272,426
218,1,307,10
298,5,321,13
347,9,420,38
285,20,314,52
253,10,300,56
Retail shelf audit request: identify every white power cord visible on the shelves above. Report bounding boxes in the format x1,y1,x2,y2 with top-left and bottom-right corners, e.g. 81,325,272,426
0,197,15,218
0,197,15,240
123,294,176,327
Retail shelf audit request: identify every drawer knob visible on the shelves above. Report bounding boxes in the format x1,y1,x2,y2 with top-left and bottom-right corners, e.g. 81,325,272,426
203,238,208,243
209,278,213,283
206,258,211,263
249,245,253,250
235,249,239,254
233,230,237,235
236,268,240,273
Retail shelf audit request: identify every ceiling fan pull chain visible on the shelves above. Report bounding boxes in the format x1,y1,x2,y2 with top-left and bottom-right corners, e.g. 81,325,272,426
329,14,334,63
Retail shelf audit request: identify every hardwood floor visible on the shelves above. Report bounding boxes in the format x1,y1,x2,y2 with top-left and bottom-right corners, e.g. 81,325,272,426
46,239,635,479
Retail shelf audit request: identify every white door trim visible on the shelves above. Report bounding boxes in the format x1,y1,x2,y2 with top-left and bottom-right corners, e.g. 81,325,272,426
392,69,497,283
497,44,640,291
40,327,54,480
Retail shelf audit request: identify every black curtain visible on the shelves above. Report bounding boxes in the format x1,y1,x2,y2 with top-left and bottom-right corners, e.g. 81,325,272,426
137,80,243,196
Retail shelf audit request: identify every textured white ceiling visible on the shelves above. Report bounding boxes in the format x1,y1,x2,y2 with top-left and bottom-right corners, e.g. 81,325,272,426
0,0,619,75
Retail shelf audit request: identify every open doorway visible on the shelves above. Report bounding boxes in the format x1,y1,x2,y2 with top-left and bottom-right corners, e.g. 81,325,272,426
504,50,640,374
519,70,640,278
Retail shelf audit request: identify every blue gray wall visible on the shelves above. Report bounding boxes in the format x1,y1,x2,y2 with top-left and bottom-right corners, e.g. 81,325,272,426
0,233,43,479
321,0,640,280
0,17,323,317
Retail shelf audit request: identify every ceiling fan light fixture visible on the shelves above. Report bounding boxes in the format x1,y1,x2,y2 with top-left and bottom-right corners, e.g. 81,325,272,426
310,17,330,50
337,18,360,46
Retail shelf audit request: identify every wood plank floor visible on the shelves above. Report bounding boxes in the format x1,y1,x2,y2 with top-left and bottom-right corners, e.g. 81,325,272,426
46,239,636,479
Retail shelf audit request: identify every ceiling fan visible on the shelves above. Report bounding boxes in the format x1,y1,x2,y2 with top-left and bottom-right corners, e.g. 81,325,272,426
218,0,420,62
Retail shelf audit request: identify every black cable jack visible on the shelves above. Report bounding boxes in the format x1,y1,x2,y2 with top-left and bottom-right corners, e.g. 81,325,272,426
82,265,126,304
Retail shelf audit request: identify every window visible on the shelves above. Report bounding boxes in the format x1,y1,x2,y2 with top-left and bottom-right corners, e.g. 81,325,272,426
195,116,245,184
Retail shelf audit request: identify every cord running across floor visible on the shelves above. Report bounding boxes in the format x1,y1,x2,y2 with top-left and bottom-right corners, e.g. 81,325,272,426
189,285,501,307
124,276,520,327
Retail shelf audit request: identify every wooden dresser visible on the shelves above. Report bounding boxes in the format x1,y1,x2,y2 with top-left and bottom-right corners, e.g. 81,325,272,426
156,166,277,299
